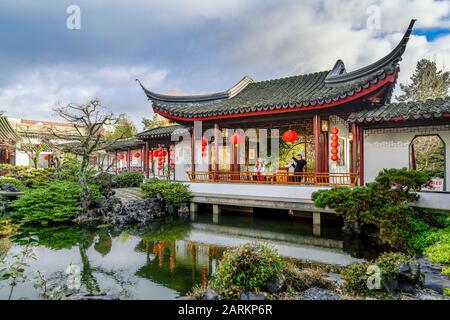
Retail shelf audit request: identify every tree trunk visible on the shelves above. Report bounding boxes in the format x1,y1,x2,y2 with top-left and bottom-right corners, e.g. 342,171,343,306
79,155,93,211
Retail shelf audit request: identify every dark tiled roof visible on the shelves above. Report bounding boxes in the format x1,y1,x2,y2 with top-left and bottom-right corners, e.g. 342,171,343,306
149,67,396,119
105,138,144,151
136,125,188,139
348,97,450,123
138,20,416,120
0,116,19,143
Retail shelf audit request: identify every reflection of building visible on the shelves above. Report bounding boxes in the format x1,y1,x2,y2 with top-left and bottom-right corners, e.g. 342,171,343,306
135,238,221,294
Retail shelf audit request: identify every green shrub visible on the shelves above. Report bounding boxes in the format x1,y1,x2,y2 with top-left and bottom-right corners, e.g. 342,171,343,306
3,166,57,188
342,262,372,296
209,243,284,299
10,181,83,225
444,288,450,297
342,252,411,296
375,252,410,279
442,268,450,276
425,241,450,264
113,171,144,188
312,168,433,252
0,177,27,191
141,179,191,207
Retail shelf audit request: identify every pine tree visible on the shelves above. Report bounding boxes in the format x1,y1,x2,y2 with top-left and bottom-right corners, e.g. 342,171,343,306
397,58,450,101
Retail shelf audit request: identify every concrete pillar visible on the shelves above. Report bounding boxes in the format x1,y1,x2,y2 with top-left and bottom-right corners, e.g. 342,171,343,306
213,204,221,224
313,224,321,237
313,211,321,236
190,202,198,213
313,211,321,226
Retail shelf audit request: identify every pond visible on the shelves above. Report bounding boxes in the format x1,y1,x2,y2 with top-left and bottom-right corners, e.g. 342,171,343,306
0,212,378,300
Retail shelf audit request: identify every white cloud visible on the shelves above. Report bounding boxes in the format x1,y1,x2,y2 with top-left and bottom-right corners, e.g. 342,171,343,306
0,64,168,127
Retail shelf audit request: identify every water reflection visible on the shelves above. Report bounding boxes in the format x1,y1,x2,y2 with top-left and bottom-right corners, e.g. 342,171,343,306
1,213,378,300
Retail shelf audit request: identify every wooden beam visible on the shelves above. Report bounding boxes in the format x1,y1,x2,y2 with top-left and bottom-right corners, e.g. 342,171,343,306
144,142,149,178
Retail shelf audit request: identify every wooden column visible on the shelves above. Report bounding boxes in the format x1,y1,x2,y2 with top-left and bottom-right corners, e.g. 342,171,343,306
313,114,322,173
359,126,364,186
127,148,131,172
351,123,358,174
144,142,149,178
214,123,219,172
191,131,196,178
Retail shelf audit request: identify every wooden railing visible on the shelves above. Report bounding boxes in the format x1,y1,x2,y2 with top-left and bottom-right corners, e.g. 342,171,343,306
187,171,359,187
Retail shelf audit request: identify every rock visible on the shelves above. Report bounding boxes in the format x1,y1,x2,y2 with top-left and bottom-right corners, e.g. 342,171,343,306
418,258,450,294
85,196,165,224
203,289,220,300
299,287,344,300
0,183,20,193
398,281,416,294
412,288,449,300
240,292,265,300
265,273,285,294
399,261,422,284
322,273,345,289
178,204,189,216
382,277,399,295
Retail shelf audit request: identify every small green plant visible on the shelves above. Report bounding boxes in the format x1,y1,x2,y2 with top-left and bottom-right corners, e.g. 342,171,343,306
341,262,372,296
342,252,412,296
113,171,144,188
209,243,284,299
0,235,39,300
442,267,450,276
141,179,192,207
10,181,84,225
444,288,450,297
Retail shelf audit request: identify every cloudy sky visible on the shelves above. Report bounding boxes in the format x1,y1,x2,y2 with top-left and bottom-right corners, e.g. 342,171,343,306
0,0,449,130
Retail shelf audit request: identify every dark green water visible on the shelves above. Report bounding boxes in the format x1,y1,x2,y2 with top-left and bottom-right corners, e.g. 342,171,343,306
0,212,377,300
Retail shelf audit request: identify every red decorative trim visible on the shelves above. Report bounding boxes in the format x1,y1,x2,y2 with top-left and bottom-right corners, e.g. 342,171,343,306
154,72,397,122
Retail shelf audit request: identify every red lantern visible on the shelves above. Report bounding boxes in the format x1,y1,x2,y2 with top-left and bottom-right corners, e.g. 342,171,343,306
44,155,50,161
5,150,10,160
201,152,207,157
282,130,298,143
134,152,141,158
331,141,339,148
153,150,159,157
331,155,339,161
160,150,167,157
331,135,338,142
331,127,339,134
331,149,338,155
231,133,244,146
202,136,208,147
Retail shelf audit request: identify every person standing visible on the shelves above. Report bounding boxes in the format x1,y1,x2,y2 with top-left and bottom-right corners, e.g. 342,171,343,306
291,153,307,182
254,157,265,181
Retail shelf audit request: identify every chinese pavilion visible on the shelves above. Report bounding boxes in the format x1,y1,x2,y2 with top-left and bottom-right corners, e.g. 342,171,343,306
135,20,450,195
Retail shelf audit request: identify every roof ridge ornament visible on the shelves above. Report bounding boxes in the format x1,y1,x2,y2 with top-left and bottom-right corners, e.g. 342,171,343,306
325,19,416,85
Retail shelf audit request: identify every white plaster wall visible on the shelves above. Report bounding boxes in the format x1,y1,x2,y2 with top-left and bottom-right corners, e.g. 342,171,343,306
363,126,450,192
174,139,192,181
15,148,30,166
188,182,329,201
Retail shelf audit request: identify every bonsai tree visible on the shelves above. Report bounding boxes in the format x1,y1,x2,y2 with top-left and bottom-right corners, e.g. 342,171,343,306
50,99,124,210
